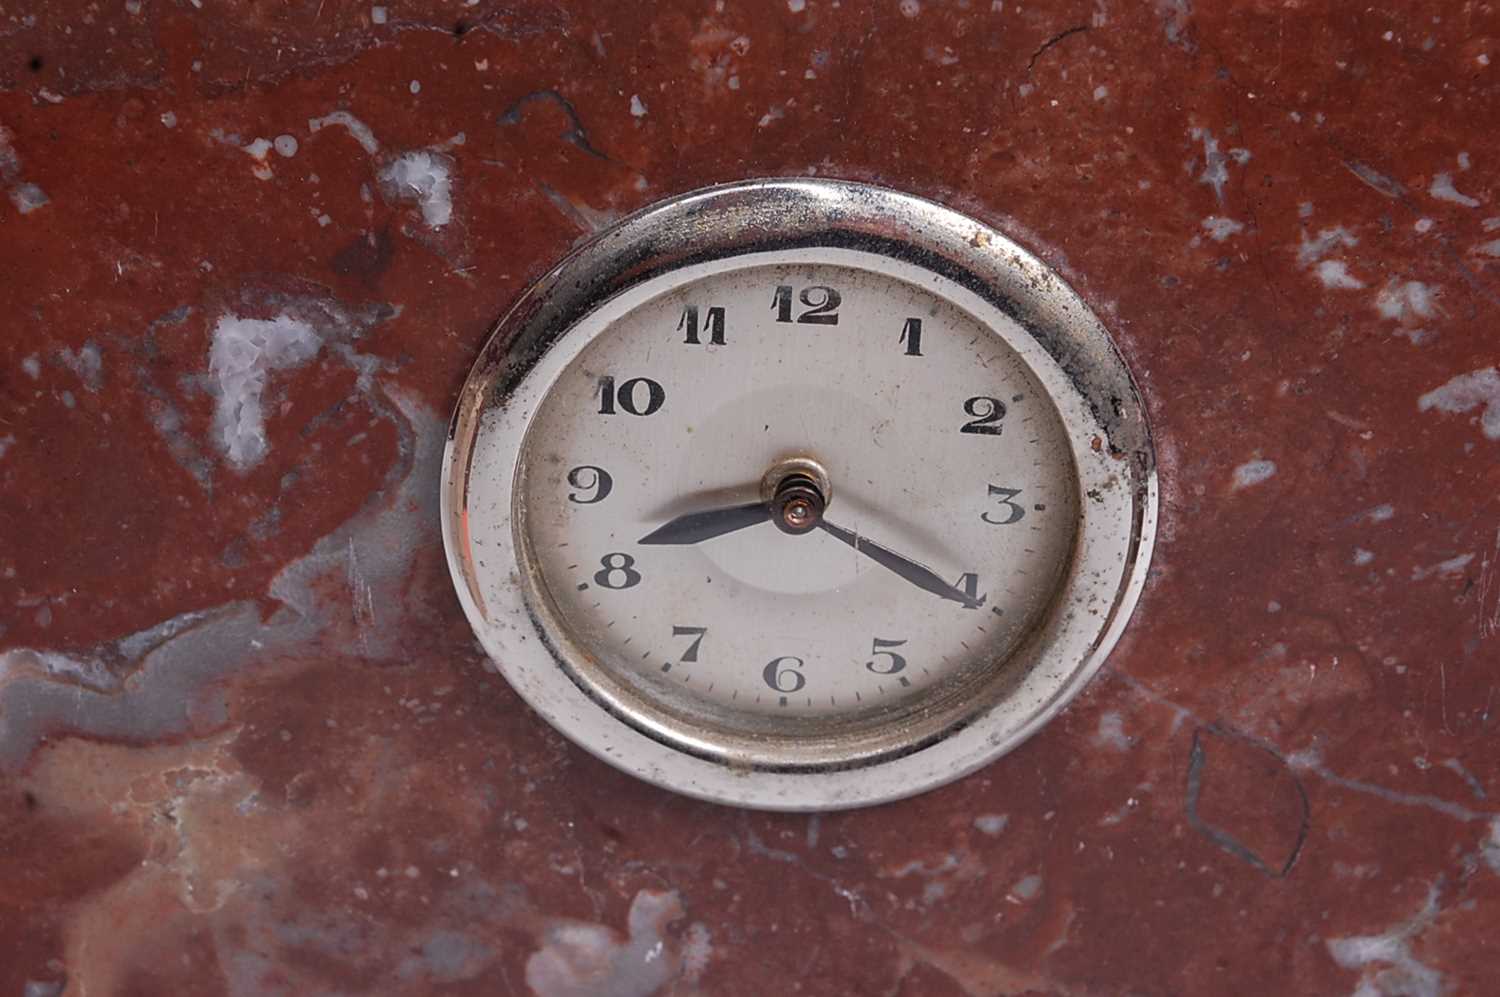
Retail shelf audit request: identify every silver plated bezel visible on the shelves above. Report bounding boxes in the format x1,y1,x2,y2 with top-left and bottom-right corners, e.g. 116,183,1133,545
442,178,1157,811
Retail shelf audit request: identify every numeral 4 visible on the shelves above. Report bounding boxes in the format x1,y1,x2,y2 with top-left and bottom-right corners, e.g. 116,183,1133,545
951,572,987,609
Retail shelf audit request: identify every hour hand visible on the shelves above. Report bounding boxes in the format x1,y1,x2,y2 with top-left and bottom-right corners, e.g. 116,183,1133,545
638,503,770,545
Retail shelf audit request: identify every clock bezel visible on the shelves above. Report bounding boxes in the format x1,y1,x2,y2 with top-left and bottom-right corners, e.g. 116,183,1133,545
442,178,1157,811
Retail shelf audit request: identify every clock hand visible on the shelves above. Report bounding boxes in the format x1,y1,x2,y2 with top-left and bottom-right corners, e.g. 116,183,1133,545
638,502,770,545
817,518,984,609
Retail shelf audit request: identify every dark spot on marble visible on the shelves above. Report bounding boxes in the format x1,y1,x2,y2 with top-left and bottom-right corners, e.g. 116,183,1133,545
331,225,395,287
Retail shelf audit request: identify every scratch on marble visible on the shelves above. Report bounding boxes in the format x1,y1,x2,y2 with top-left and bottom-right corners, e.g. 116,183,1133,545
1479,527,1500,641
1113,672,1496,825
1184,725,1310,878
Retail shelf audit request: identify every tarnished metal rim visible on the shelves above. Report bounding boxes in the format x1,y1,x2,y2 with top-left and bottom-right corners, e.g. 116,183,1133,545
441,178,1157,811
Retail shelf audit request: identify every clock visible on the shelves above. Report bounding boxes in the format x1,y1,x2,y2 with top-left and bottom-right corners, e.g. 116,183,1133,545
441,179,1156,811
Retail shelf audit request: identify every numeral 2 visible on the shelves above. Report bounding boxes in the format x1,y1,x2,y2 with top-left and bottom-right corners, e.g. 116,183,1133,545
772,284,841,325
960,396,1006,435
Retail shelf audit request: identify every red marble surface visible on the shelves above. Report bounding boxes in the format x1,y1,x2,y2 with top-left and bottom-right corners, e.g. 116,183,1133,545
3,1,1500,993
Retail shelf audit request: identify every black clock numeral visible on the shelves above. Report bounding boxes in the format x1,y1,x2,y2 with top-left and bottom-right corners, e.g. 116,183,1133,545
763,655,807,694
865,637,908,675
593,552,642,590
597,375,665,417
982,485,1025,525
566,465,613,504
959,396,1006,435
672,625,708,662
951,572,986,609
678,304,726,346
772,284,841,325
900,317,923,356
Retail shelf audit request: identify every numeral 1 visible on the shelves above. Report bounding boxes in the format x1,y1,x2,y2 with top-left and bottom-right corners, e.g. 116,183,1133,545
900,317,923,356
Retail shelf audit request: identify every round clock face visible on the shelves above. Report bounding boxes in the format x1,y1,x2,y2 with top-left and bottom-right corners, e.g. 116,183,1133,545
444,181,1156,810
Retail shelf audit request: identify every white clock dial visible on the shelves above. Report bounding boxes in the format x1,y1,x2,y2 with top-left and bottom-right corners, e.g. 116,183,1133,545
443,180,1156,810
519,262,1078,738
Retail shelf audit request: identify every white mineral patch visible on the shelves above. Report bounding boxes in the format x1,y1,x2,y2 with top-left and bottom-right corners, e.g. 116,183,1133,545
1430,172,1480,207
1094,711,1131,750
1298,226,1358,266
630,94,647,117
1202,216,1244,241
10,183,47,214
379,150,453,228
1419,367,1500,439
209,313,323,469
526,890,687,997
273,134,299,158
1412,553,1475,581
1232,459,1277,489
1327,885,1445,997
308,111,381,155
1317,260,1364,289
1375,280,1435,342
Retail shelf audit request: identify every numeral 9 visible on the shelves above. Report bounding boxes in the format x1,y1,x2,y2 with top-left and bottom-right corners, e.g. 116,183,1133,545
566,465,613,504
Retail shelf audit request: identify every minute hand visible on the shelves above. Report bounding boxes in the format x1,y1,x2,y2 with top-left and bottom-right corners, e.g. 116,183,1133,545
638,503,770,546
817,519,983,608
